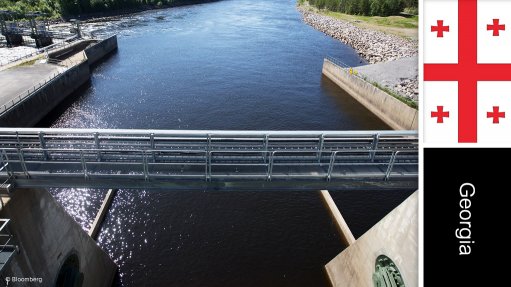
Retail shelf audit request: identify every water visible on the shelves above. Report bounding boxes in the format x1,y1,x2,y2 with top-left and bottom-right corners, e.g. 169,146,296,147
47,0,387,130
45,0,413,286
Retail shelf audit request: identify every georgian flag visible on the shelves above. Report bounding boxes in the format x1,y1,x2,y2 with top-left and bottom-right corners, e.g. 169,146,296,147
424,0,511,143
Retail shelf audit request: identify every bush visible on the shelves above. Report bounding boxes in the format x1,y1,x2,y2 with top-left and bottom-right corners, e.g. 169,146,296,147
403,6,418,15
0,0,60,18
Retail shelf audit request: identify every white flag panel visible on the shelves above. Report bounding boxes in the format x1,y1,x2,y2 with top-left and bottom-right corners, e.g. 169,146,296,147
424,81,459,143
477,0,511,64
477,82,511,143
424,0,458,64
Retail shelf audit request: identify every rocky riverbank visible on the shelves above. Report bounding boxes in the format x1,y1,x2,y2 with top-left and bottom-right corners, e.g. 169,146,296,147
355,56,418,101
297,6,417,64
297,5,418,102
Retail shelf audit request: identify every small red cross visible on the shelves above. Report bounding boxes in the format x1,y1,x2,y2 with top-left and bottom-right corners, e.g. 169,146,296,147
431,20,450,37
487,106,505,124
431,106,450,123
487,19,505,36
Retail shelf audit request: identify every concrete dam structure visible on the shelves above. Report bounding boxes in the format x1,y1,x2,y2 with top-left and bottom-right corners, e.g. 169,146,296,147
0,35,120,286
0,51,419,287
0,189,117,287
0,36,118,127
0,12,418,284
322,58,418,130
325,191,418,287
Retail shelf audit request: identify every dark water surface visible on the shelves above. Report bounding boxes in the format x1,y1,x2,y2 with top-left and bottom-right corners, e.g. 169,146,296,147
49,0,387,130
46,0,413,286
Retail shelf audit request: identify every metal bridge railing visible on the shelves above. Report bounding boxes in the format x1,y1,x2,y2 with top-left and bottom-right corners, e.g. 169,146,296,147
0,218,17,273
325,55,353,69
0,129,418,187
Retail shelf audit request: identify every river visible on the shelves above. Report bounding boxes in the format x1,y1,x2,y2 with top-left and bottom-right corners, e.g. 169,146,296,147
43,0,412,286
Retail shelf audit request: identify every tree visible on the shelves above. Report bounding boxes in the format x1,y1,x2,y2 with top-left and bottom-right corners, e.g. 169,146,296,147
59,0,82,15
306,0,415,17
358,0,370,15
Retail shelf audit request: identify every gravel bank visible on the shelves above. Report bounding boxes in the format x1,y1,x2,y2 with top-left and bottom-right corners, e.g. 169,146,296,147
297,6,417,64
355,56,418,101
297,6,418,102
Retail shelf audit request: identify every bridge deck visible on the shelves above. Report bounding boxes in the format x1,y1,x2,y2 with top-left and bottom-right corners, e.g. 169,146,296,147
0,129,418,190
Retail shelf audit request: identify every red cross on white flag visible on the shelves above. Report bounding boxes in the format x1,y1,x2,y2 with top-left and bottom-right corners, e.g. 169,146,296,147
424,0,511,143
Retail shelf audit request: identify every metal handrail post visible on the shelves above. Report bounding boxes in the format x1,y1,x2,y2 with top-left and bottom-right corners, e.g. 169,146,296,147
18,149,29,178
207,151,212,181
327,151,339,181
94,132,101,161
143,151,149,181
317,134,325,163
0,150,12,178
38,132,48,160
370,133,380,162
150,133,156,162
263,134,269,162
80,150,88,180
267,151,275,181
384,151,399,181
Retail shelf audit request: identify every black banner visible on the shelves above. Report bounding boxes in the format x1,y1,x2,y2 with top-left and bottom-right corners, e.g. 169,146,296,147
424,148,506,284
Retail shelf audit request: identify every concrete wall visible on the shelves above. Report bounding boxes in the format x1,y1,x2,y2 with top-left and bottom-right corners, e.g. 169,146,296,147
84,36,118,66
47,40,95,60
0,60,90,127
0,36,118,127
325,191,417,287
322,59,418,130
0,189,117,287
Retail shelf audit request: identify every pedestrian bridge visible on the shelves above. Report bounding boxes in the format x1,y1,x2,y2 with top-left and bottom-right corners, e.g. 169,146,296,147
0,129,418,191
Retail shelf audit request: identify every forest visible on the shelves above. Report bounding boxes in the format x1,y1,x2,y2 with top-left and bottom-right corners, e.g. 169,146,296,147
305,0,418,16
0,0,216,18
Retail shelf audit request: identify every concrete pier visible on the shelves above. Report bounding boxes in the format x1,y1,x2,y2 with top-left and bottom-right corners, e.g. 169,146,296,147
324,191,417,287
0,189,117,286
319,190,355,247
88,189,117,240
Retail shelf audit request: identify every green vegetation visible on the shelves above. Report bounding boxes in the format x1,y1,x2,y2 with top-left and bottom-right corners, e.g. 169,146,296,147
303,0,418,17
370,80,418,109
0,0,60,18
323,10,417,29
15,57,41,66
300,0,418,39
0,0,215,19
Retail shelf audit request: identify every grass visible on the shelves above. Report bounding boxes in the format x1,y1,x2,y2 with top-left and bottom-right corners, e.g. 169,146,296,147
299,2,418,40
7,56,44,70
370,81,418,110
16,58,39,67
324,11,418,29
